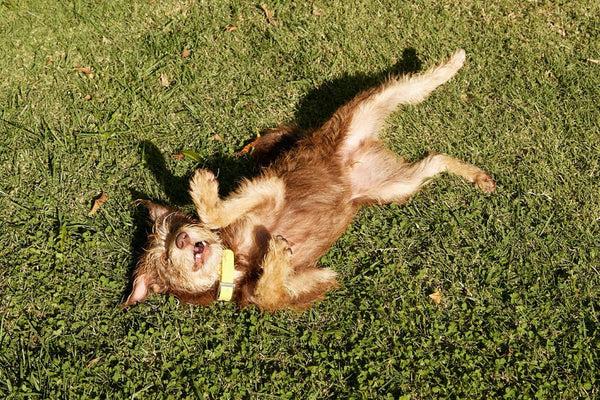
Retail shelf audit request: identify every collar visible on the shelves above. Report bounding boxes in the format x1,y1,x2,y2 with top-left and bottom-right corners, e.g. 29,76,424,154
217,249,235,301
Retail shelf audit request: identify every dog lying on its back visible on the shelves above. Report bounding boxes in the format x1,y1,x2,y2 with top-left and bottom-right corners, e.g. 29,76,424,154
123,49,496,311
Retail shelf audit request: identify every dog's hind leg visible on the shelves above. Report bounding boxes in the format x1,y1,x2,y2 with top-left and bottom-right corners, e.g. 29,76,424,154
350,142,495,204
336,49,466,163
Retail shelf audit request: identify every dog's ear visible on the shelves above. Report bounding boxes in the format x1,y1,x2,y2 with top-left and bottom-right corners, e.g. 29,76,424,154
122,274,150,307
135,200,171,222
122,273,164,308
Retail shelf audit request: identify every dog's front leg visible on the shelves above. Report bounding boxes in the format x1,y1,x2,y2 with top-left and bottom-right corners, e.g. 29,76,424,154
253,236,338,312
252,235,295,311
189,169,285,229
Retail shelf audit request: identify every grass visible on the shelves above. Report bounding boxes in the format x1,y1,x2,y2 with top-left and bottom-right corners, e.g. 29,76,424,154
0,0,598,398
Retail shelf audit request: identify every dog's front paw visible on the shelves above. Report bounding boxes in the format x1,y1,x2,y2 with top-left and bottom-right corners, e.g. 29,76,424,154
189,169,223,226
270,235,293,257
190,169,219,199
474,173,496,194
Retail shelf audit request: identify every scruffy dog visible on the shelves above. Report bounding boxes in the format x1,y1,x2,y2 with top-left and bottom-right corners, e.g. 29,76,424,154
123,49,495,311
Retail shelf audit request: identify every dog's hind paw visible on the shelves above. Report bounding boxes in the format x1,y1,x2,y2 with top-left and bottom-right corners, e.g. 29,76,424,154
475,173,496,193
449,48,466,68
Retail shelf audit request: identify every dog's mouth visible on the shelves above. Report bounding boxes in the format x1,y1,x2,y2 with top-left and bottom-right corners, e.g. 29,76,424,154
175,231,211,271
192,241,211,271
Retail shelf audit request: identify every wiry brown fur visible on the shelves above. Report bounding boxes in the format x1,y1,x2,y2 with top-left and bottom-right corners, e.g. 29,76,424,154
123,49,496,311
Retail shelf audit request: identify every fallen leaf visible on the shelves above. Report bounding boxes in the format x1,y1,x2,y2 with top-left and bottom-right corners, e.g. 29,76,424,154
236,143,254,157
235,134,261,157
181,48,191,59
84,94,92,101
172,152,185,161
259,4,277,25
548,22,566,37
312,6,323,16
212,134,223,142
429,289,443,305
159,73,170,87
75,65,94,78
89,192,108,215
86,357,101,368
225,24,238,32
181,150,202,162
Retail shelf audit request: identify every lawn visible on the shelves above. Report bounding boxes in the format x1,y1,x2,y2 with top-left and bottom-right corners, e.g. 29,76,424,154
0,0,598,398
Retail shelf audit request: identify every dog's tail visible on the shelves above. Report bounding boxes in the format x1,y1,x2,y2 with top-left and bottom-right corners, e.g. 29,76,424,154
334,49,466,161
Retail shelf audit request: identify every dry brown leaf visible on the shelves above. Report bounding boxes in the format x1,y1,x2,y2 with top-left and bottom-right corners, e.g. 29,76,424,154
159,73,171,87
259,4,277,25
235,143,255,157
89,192,108,215
172,152,185,161
212,134,223,142
86,357,101,368
181,48,191,59
75,65,94,78
312,6,323,16
84,94,92,101
548,22,566,37
225,24,238,32
235,134,261,157
429,289,443,305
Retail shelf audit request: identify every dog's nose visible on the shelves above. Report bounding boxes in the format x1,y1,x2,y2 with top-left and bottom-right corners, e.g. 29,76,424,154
175,232,189,249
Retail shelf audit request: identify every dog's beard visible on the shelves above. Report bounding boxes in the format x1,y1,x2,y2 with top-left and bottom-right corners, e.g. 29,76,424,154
165,225,223,293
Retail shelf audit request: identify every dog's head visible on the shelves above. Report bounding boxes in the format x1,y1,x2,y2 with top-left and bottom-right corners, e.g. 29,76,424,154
123,201,223,307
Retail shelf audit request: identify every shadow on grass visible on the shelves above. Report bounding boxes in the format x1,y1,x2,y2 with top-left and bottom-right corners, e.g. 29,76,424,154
120,192,152,304
122,48,423,300
294,48,422,130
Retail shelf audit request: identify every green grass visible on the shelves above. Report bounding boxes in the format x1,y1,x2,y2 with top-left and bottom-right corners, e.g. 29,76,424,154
1,0,599,398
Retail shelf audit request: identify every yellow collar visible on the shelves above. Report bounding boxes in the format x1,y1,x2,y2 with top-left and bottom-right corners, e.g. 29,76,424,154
217,249,235,301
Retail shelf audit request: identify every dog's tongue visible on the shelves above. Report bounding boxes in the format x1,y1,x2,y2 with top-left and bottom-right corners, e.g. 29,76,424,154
192,242,206,271
193,252,203,271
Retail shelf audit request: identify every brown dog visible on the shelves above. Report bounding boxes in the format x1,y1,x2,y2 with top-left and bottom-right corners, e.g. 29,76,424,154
123,49,495,311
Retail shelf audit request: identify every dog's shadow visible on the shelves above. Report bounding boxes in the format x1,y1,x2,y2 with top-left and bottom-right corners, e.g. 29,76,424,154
294,48,422,130
122,48,423,301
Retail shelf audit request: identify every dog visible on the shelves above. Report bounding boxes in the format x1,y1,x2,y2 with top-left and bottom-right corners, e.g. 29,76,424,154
123,49,496,311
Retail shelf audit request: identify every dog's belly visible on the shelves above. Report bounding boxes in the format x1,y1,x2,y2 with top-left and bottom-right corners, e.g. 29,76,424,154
261,153,356,267
271,190,356,268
